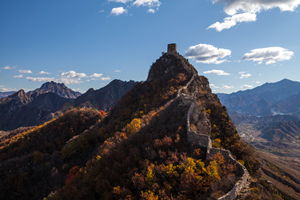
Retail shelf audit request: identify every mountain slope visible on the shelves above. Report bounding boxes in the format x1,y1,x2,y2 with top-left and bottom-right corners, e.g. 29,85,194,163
45,48,261,200
0,46,290,200
0,108,104,200
273,93,300,116
74,79,137,111
0,80,136,131
257,121,300,142
0,82,81,131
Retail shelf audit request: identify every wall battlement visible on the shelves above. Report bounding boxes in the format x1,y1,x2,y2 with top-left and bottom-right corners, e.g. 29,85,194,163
168,43,177,53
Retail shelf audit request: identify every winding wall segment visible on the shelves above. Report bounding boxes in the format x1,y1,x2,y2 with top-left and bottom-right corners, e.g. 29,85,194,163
186,102,250,200
154,56,251,199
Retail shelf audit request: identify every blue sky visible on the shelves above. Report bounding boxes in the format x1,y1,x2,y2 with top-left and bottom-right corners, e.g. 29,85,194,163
1,0,299,93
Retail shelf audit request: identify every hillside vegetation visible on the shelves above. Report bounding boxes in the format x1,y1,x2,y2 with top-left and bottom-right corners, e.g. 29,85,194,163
0,108,104,200
0,51,294,200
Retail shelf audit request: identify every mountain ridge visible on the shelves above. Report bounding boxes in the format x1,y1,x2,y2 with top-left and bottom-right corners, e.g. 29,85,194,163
0,80,136,131
0,45,292,200
218,78,300,116
44,47,261,200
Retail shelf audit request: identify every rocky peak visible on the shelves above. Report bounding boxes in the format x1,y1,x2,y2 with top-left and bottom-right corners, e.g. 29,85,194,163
29,81,81,99
13,89,26,97
40,81,65,90
0,89,32,105
147,45,197,82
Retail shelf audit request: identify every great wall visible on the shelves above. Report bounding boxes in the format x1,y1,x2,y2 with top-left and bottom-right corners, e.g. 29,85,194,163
158,44,251,199
186,102,251,200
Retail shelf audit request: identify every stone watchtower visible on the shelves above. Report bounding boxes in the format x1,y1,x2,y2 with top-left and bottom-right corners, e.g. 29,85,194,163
167,43,177,53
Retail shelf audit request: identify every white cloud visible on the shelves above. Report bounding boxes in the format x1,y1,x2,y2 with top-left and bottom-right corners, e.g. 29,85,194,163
99,10,105,13
109,0,132,3
58,78,82,84
89,73,104,81
222,84,234,89
90,73,103,79
61,70,86,78
58,70,87,84
111,7,128,15
256,81,261,84
203,69,230,76
242,47,294,64
133,0,161,7
18,69,32,74
210,0,300,31
114,70,121,72
212,0,300,16
3,66,15,70
38,70,50,75
208,13,256,32
185,43,231,64
0,85,17,92
26,77,55,82
241,84,254,89
13,74,23,78
101,76,111,81
239,71,251,79
210,83,219,89
147,8,156,13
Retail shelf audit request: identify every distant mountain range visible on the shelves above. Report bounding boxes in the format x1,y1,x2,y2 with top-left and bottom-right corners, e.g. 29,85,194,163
0,80,137,131
218,79,300,157
218,79,300,117
0,91,16,98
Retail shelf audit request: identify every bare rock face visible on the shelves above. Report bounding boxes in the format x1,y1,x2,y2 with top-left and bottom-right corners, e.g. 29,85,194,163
28,81,81,99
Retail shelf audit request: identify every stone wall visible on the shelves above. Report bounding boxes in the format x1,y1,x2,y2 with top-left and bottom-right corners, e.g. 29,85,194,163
187,102,212,150
186,102,250,200
157,63,250,199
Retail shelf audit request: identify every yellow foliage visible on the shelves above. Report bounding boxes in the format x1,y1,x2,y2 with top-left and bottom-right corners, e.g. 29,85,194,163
113,186,121,195
196,160,205,170
238,160,245,165
165,164,179,177
214,138,221,144
140,191,159,200
207,160,220,181
145,166,155,186
96,155,101,161
126,118,142,134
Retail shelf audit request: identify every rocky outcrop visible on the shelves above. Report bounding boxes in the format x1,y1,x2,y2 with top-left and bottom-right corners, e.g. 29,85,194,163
28,81,81,99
